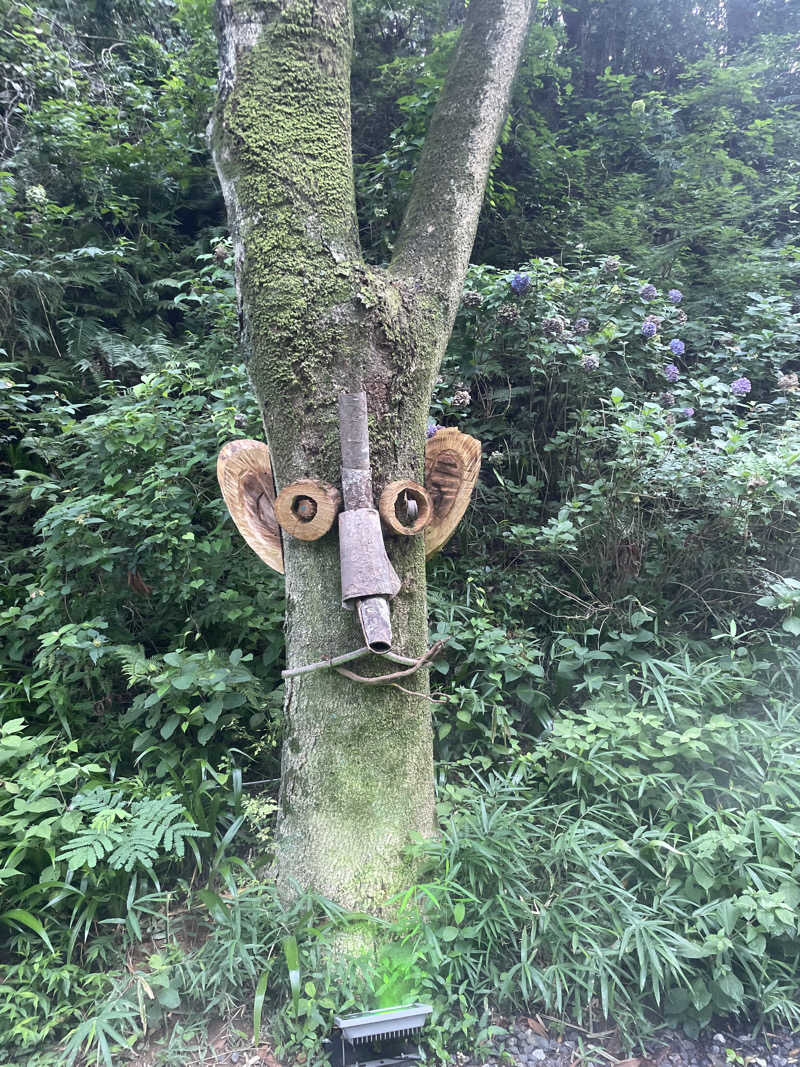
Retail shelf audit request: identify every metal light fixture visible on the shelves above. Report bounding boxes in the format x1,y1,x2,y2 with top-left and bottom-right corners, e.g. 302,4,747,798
331,1003,433,1067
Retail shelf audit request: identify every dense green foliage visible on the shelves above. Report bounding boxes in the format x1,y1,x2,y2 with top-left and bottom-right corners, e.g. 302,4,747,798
1,0,799,1063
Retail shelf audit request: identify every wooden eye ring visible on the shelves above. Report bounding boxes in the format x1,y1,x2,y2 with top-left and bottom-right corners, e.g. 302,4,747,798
274,480,342,541
379,480,433,536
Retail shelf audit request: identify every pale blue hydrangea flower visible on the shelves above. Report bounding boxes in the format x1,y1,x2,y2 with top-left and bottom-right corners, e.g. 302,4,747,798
511,272,531,296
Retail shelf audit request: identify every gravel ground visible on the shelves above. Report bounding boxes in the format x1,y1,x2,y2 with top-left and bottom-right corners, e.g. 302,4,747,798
462,1018,799,1067
140,1015,798,1066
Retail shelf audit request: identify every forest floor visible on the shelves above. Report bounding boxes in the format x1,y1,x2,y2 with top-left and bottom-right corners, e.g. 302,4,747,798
473,1016,799,1067
129,1015,799,1067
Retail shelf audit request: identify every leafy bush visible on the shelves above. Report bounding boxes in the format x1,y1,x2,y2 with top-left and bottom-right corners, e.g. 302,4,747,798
401,641,800,1043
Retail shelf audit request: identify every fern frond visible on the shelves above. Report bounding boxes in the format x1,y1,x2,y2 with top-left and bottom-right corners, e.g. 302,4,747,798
107,796,207,872
112,645,155,685
57,789,208,875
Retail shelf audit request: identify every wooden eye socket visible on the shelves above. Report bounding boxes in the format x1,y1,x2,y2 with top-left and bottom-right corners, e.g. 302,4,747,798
274,480,342,541
379,480,433,536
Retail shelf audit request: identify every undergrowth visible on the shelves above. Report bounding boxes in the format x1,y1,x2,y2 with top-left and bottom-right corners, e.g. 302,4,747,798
2,1,800,1063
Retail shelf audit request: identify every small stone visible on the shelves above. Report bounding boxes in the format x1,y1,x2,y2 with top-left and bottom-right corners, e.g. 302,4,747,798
713,1035,727,1046
530,1050,546,1063
527,1036,551,1051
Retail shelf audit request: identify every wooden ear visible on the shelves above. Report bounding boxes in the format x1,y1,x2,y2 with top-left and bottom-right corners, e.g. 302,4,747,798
424,428,481,558
217,439,284,574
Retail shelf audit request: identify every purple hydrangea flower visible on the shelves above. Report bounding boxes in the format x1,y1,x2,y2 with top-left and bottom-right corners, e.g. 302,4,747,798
426,423,440,439
669,338,685,356
664,363,680,383
581,353,600,372
640,283,658,301
641,321,657,339
542,315,566,336
681,407,695,417
511,272,531,297
668,289,683,304
574,317,590,334
731,377,752,397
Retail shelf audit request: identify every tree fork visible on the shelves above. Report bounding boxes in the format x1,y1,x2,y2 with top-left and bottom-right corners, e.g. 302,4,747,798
210,0,534,911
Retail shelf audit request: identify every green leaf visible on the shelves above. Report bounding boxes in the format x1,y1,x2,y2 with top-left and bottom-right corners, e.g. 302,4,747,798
157,986,181,1010
0,908,54,953
693,863,715,891
197,723,215,745
253,969,270,1044
196,889,229,924
664,987,690,1016
283,935,301,1017
204,695,224,723
160,714,180,739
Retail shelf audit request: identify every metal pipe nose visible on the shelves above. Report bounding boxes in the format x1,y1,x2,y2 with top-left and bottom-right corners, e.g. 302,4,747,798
357,597,392,654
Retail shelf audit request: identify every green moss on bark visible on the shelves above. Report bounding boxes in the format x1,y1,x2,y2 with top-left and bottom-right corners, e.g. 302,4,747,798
214,0,363,464
211,0,510,916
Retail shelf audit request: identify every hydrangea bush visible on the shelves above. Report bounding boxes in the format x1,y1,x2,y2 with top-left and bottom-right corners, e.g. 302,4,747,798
418,256,800,1040
444,256,800,628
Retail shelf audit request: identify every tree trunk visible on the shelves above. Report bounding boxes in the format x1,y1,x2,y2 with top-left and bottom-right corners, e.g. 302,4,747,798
210,0,533,911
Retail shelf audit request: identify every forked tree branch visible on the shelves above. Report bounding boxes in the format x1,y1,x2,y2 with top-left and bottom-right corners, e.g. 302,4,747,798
390,0,534,333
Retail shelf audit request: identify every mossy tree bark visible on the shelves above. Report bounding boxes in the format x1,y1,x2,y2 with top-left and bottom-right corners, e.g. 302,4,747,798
210,0,533,911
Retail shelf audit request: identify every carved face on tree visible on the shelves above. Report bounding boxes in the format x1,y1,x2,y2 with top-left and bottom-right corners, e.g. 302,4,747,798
217,405,480,653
